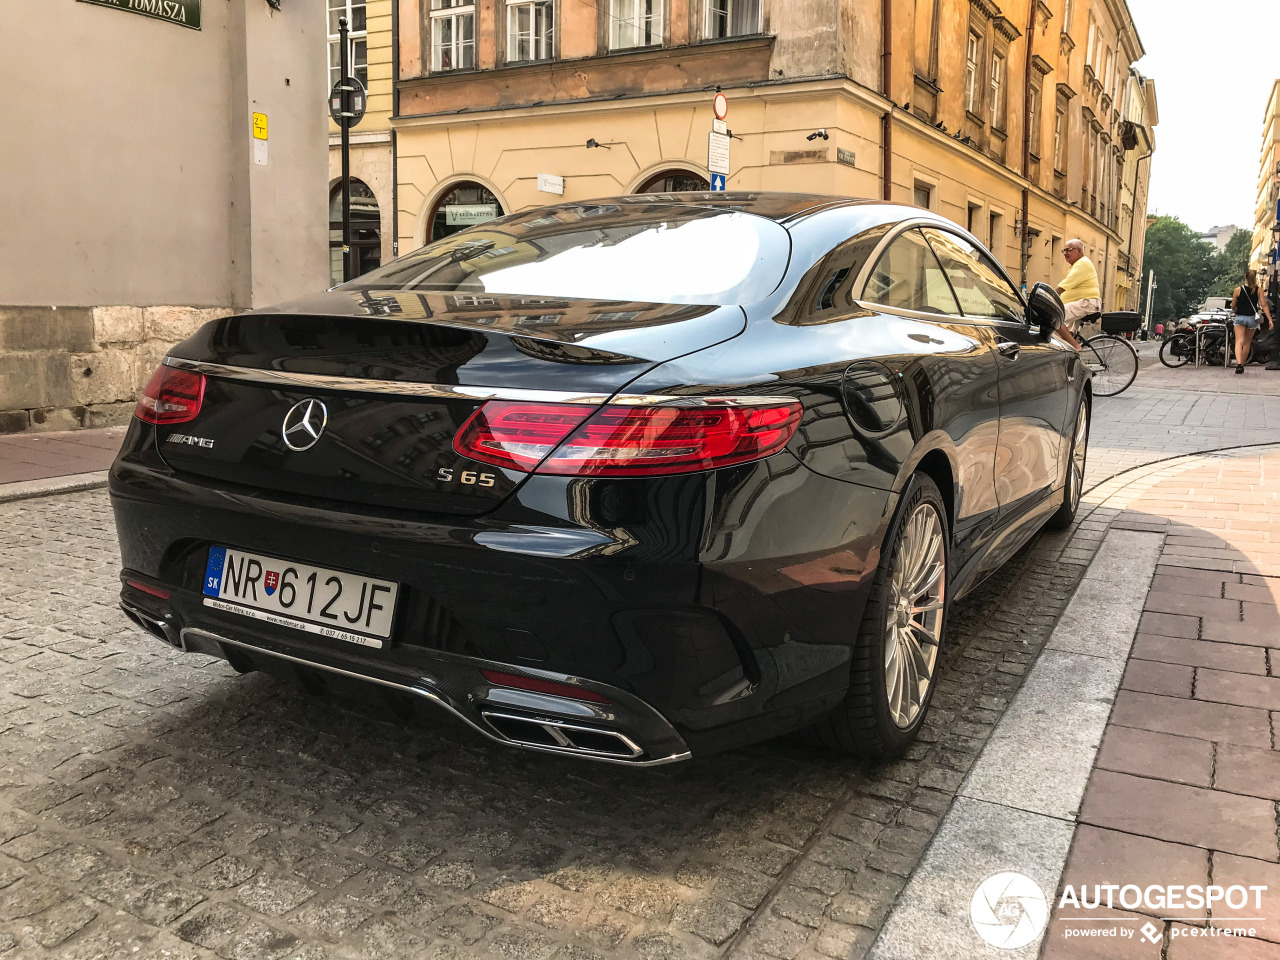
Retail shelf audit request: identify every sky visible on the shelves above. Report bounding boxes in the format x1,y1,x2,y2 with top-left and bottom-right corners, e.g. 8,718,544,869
1127,0,1280,232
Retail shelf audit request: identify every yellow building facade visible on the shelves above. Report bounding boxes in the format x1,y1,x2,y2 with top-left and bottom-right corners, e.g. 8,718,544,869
328,0,396,285
1251,80,1280,283
385,0,1155,308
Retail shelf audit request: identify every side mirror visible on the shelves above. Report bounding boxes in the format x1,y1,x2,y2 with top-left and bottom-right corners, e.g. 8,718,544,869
1027,282,1064,341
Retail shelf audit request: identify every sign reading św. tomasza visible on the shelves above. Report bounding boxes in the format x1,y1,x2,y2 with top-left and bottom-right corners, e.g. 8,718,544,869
77,0,201,30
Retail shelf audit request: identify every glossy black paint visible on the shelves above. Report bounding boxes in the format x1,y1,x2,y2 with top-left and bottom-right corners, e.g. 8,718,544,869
110,192,1087,763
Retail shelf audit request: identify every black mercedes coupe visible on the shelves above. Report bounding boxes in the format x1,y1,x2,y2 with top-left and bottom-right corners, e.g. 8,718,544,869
110,193,1087,765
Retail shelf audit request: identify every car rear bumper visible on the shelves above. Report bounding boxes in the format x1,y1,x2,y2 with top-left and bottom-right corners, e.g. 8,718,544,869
110,444,887,762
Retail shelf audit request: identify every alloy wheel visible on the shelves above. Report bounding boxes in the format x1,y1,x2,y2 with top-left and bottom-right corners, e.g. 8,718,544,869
1070,404,1088,512
884,503,946,729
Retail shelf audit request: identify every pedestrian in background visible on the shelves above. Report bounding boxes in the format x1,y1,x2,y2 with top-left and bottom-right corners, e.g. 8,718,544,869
1230,269,1271,374
1054,239,1101,351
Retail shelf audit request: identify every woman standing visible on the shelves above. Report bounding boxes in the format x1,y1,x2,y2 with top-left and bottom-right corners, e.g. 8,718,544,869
1231,270,1272,373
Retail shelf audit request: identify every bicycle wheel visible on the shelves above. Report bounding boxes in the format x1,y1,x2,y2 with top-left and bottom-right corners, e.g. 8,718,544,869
1082,335,1139,397
1159,334,1191,368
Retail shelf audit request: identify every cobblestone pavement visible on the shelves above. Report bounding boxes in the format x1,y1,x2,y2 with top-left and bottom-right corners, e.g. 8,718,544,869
0,366,1274,960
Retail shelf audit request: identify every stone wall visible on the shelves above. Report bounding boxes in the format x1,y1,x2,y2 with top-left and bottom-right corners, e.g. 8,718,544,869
0,306,232,434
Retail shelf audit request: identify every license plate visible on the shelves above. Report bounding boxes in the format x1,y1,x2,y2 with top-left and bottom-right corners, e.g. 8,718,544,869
202,546,397,649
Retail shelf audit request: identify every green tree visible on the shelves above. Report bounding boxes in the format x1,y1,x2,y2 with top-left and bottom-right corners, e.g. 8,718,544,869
1208,229,1253,297
1137,216,1218,323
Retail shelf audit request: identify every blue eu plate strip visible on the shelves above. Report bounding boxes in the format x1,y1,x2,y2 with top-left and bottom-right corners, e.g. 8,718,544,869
204,546,227,597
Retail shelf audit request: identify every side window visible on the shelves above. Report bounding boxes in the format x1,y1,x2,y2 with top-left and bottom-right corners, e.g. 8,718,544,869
774,223,893,325
921,229,1024,323
863,229,961,315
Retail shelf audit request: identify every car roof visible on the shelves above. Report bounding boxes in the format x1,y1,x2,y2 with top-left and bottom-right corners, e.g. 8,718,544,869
565,191,878,223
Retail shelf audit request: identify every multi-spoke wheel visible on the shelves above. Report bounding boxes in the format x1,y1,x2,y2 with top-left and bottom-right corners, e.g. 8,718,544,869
883,503,945,728
1048,399,1089,530
810,474,949,758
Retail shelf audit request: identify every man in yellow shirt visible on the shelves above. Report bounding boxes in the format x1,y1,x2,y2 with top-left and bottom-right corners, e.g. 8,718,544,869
1054,239,1101,350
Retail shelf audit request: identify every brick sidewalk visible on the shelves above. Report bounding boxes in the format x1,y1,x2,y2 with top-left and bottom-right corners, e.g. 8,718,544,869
0,428,124,486
1044,448,1280,959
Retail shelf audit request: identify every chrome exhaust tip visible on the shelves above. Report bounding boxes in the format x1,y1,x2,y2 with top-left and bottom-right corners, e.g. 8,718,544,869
480,710,645,760
120,601,183,650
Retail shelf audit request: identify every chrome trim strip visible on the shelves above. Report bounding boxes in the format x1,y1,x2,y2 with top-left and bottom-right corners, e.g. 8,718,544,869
163,357,793,408
180,627,691,767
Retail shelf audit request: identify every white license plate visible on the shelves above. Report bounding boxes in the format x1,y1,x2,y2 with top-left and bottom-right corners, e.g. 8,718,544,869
203,546,397,648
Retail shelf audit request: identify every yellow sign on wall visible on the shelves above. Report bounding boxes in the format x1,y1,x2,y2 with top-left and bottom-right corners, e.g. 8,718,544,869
252,113,268,140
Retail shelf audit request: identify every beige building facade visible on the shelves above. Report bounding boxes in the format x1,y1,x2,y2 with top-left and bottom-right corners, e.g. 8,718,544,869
1,0,328,434
387,0,1156,311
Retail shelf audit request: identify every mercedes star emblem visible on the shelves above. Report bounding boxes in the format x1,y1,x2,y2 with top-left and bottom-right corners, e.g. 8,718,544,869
281,398,329,452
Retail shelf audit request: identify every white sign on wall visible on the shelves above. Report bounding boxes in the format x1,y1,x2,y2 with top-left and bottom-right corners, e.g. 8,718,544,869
445,204,499,226
708,132,730,176
537,173,565,195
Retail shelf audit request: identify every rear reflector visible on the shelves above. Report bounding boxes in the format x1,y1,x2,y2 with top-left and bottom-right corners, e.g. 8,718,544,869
136,365,206,425
455,400,802,476
125,579,171,600
482,668,611,704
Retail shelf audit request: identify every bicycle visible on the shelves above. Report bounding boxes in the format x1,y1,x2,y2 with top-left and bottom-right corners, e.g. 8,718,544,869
1077,312,1139,396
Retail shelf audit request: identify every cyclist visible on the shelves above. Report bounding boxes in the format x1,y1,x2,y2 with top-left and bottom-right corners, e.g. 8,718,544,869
1054,239,1102,351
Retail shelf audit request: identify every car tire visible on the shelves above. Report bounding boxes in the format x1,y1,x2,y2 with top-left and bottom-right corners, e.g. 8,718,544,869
1047,399,1089,531
811,474,949,760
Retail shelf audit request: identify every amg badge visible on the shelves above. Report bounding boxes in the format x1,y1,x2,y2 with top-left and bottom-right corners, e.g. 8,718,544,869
167,433,215,448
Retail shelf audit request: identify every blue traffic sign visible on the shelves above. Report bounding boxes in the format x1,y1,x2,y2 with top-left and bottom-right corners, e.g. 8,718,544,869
710,173,726,192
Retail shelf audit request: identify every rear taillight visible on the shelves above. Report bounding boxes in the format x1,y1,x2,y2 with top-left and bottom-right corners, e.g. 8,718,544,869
135,365,206,425
454,399,802,476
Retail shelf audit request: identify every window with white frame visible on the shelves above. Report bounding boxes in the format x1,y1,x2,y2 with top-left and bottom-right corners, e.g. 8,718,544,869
507,0,553,61
328,0,367,91
990,50,1006,129
1061,0,1073,32
706,0,760,39
431,0,476,71
1085,15,1097,68
1029,83,1042,157
965,29,983,115
611,0,663,50
1053,104,1066,170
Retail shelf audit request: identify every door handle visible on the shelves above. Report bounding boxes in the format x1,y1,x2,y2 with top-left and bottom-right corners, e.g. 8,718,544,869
997,341,1020,359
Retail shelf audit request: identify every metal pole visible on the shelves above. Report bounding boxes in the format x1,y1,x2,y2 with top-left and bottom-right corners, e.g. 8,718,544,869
1143,269,1155,334
340,16,352,283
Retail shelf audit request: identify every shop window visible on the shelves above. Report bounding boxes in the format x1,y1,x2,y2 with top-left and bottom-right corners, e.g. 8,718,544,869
328,0,367,91
706,0,759,39
611,0,662,50
330,180,381,286
507,1,553,61
431,0,476,71
429,182,504,243
638,170,710,193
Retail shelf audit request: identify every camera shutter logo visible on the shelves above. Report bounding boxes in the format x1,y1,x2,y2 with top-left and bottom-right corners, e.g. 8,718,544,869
970,871,1049,950
281,399,329,452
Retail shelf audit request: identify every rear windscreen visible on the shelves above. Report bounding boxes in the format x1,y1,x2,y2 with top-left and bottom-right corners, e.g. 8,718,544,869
349,203,791,306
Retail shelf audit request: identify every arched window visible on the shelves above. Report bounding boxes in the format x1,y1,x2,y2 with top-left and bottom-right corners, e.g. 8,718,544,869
429,182,504,243
329,179,381,285
638,170,711,194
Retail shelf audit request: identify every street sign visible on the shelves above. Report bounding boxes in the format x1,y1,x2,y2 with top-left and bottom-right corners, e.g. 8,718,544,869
537,173,565,195
713,91,729,120
712,118,728,135
329,77,367,129
708,131,730,176
710,173,726,192
77,0,201,30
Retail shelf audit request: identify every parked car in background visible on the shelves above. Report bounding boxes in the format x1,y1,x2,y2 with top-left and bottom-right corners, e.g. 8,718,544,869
110,193,1089,765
